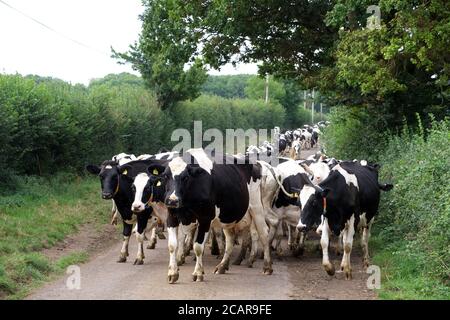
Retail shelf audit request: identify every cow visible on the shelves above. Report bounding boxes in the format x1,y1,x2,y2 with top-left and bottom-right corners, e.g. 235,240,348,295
86,159,154,265
144,148,273,283
296,161,393,279
110,153,138,225
278,134,288,156
266,160,317,256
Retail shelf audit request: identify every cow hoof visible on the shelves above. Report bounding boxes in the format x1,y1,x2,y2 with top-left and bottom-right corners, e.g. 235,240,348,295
214,264,227,274
263,267,273,275
147,242,156,250
324,263,335,276
192,274,204,282
133,258,144,265
117,256,127,263
168,273,179,284
345,270,352,280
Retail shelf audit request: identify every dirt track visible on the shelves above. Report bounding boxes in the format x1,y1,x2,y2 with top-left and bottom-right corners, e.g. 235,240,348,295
26,146,377,300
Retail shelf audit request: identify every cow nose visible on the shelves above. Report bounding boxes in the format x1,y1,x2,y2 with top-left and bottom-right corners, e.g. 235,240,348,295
165,198,180,208
102,192,113,199
131,203,144,213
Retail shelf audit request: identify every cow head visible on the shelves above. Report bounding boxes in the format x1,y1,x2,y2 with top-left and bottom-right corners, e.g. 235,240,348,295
126,163,166,213
86,160,121,199
297,185,329,231
158,156,213,209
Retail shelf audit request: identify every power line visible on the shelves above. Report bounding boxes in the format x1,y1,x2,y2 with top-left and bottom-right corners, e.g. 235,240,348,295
0,0,110,57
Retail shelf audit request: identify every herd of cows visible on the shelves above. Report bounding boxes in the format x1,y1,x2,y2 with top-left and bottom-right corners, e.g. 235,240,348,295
85,121,393,284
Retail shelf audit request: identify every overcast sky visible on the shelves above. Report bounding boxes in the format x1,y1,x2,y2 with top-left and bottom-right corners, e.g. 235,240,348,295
0,0,258,85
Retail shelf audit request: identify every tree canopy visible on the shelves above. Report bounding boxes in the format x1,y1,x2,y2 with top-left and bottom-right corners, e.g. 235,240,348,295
117,0,449,126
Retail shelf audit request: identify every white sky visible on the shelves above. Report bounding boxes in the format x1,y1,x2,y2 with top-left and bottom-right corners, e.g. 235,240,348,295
0,0,257,85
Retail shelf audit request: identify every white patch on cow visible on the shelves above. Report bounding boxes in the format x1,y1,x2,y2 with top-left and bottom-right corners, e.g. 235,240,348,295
155,151,177,160
299,185,316,210
105,165,112,169
309,162,330,185
132,173,150,211
360,160,368,166
277,160,305,178
168,156,188,177
332,164,359,190
168,191,178,202
187,148,213,174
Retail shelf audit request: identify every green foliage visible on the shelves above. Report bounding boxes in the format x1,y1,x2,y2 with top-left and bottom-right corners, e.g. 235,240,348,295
0,176,110,298
244,76,286,103
171,95,286,133
322,106,389,161
112,0,208,110
325,0,450,125
324,113,450,299
375,119,450,289
201,75,253,99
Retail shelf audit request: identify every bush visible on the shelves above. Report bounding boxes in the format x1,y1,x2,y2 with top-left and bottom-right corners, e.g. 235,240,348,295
322,106,388,161
376,118,450,287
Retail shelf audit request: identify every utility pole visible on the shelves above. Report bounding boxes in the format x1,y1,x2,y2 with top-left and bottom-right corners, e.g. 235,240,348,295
320,103,323,121
311,88,315,124
303,91,307,109
265,73,269,103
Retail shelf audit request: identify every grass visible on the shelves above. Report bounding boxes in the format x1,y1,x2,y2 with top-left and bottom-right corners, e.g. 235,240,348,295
0,174,110,299
370,236,450,300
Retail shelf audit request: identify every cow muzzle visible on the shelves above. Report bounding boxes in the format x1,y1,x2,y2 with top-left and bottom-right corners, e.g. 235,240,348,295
131,202,145,213
165,194,180,208
102,192,113,199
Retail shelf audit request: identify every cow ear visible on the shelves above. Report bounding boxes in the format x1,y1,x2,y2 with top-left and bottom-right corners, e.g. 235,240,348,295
187,166,204,177
86,164,100,175
118,164,132,175
147,164,166,176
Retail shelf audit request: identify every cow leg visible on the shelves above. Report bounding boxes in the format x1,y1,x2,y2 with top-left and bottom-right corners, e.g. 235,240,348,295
249,206,273,275
111,200,118,225
214,227,236,274
361,219,373,269
176,226,187,266
335,233,343,256
147,216,159,249
192,221,210,282
232,227,250,266
147,227,157,249
294,230,306,257
184,223,197,257
134,213,149,265
167,214,179,284
247,220,259,267
320,217,335,275
118,221,132,263
274,222,284,258
340,214,356,280
210,228,220,256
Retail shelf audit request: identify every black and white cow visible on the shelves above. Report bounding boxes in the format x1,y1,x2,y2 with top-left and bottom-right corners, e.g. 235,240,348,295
86,159,153,265
296,161,393,279
265,160,313,256
145,148,273,283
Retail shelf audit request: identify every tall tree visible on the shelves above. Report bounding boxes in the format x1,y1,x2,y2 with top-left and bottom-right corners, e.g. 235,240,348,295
113,0,207,110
